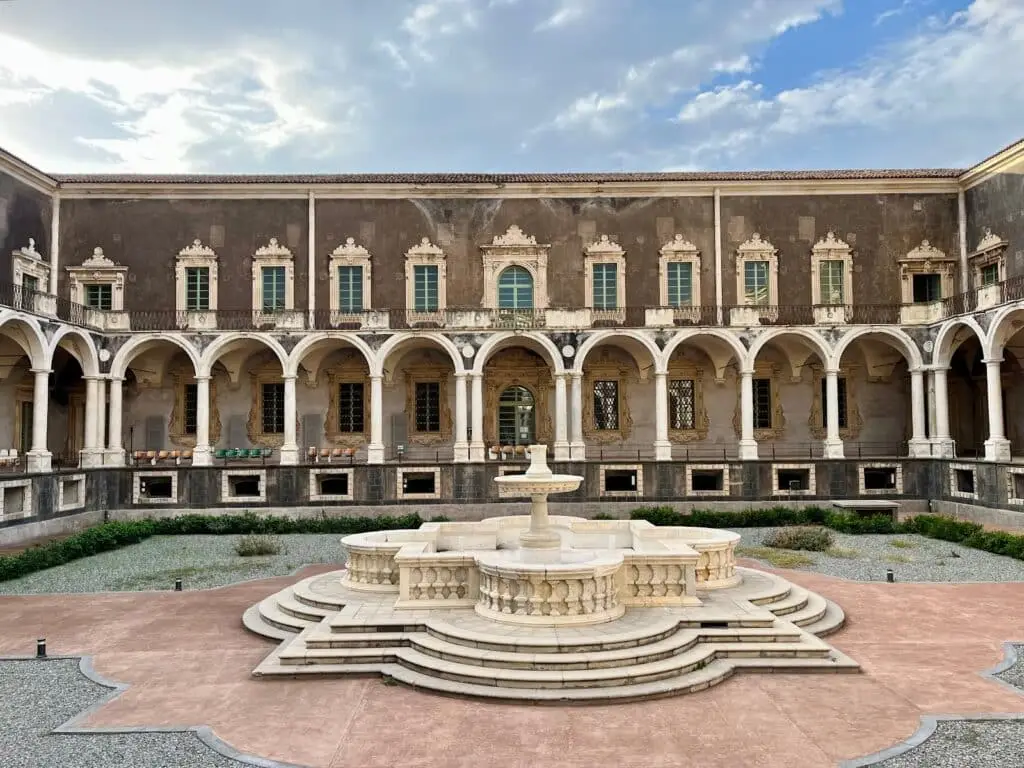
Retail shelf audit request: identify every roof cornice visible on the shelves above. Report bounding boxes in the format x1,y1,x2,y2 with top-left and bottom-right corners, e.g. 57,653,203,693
959,136,1024,190
0,148,58,195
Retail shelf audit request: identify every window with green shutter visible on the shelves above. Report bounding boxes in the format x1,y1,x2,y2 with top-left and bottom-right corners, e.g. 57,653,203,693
818,260,845,305
186,267,210,311
743,262,770,306
262,266,286,311
413,265,439,312
667,262,693,307
84,284,112,311
592,263,617,310
338,266,363,312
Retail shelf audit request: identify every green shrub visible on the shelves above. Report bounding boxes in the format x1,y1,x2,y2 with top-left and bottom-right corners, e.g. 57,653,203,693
762,526,834,552
630,505,827,529
825,512,899,534
901,515,982,542
234,535,283,557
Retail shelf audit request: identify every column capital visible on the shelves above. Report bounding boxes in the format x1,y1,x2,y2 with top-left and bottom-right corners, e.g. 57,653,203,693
454,372,468,381
739,367,755,377
29,368,51,375
568,370,583,380
823,367,841,376
193,374,211,382
369,373,383,381
982,357,1004,366
653,369,668,379
283,373,297,381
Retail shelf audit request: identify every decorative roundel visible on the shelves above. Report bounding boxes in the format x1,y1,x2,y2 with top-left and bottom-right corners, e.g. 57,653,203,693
562,345,575,358
98,349,111,363
923,340,934,353
461,344,475,359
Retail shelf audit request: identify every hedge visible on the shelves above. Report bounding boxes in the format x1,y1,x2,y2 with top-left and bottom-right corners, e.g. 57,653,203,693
2,507,1023,585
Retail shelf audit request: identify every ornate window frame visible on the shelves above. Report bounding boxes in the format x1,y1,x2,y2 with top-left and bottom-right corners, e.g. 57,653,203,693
324,351,370,447
898,240,957,303
66,247,129,310
403,362,452,446
666,358,709,443
251,237,295,312
810,231,853,305
735,233,778,307
807,365,863,440
480,225,550,310
969,228,1008,288
584,235,626,321
246,364,291,448
658,234,701,308
582,348,635,445
482,350,554,448
12,238,50,292
168,366,222,448
175,239,219,328
404,237,447,316
329,237,373,315
733,362,785,440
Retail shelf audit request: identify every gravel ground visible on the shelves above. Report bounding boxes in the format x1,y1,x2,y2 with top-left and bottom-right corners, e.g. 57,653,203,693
0,535,347,594
0,658,247,768
994,644,1024,692
736,528,1024,583
868,719,1024,767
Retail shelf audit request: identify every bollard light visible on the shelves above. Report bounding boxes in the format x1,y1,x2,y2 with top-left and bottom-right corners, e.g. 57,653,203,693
36,638,46,658
174,578,182,591
886,569,895,583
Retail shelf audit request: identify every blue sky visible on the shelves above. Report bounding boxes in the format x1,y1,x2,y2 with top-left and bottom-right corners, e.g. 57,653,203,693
0,0,1020,174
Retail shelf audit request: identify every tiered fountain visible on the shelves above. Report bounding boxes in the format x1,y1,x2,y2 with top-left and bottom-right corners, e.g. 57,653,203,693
244,446,857,702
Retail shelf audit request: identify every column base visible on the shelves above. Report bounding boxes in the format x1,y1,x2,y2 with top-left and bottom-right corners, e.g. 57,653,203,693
469,442,486,463
453,442,470,463
26,450,51,473
569,442,586,461
654,440,672,461
907,438,933,458
103,449,125,467
822,439,845,459
366,443,385,465
738,439,759,461
79,449,104,468
932,438,956,459
553,441,571,462
192,446,213,466
278,445,300,466
984,437,1012,462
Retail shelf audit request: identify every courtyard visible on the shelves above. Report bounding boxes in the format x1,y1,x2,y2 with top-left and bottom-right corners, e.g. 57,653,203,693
1,522,1022,768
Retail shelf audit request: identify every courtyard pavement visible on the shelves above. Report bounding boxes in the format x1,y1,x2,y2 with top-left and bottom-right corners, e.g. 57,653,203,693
0,562,1021,768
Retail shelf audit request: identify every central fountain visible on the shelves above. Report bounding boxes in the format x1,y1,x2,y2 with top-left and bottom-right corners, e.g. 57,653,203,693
244,445,858,701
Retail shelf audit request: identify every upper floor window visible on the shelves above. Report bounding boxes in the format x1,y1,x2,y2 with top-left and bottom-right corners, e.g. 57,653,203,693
67,246,128,312
262,266,287,311
810,232,853,306
185,267,210,311
898,240,957,304
981,263,1000,286
912,274,941,303
818,261,845,305
667,263,693,307
497,266,534,309
414,265,439,312
592,263,618,310
584,235,626,314
22,275,38,295
969,229,1008,289
85,284,113,311
12,239,49,302
659,234,701,308
735,233,778,308
330,238,373,319
405,237,447,314
338,266,364,312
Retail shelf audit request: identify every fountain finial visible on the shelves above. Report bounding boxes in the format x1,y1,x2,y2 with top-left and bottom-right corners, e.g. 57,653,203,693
523,445,552,478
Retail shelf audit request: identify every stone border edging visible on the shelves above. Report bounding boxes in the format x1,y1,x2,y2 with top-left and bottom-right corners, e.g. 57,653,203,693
839,641,1023,767
0,654,310,768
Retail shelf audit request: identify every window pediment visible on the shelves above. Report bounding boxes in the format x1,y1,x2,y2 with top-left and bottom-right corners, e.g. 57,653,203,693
810,231,854,307
898,239,957,301
330,237,373,315
659,234,701,308
481,225,550,309
584,235,626,315
969,228,1009,286
176,239,219,315
252,237,295,313
12,238,49,285
66,246,129,310
405,237,447,313
735,233,778,307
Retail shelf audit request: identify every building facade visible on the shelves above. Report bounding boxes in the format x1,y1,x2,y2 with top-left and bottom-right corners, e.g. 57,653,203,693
1,140,1023,503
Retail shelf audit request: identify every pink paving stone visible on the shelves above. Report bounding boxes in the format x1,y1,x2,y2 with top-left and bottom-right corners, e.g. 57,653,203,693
0,564,1021,768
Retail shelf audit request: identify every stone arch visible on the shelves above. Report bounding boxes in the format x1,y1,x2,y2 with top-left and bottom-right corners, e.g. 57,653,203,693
197,332,288,378
662,329,747,380
48,326,100,378
375,331,465,379
933,317,986,368
832,327,923,370
747,328,832,378
286,332,376,379
111,334,201,379
572,329,660,376
0,310,51,370
985,305,1024,361
471,331,564,376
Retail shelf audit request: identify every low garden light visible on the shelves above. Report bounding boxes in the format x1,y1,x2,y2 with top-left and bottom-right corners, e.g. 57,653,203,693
886,569,895,583
174,578,182,591
36,638,46,658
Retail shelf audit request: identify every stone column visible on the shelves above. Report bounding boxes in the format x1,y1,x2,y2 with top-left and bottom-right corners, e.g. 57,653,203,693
192,375,212,466
279,374,299,465
81,377,100,467
569,371,586,460
453,373,469,462
367,374,385,464
738,368,758,460
96,377,107,458
27,368,51,472
908,369,931,457
106,376,125,466
554,373,570,461
823,368,844,459
932,367,955,458
469,373,486,462
983,358,1012,461
654,371,672,461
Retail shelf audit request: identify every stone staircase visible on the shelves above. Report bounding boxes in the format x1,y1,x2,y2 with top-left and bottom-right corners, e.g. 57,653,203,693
243,567,856,702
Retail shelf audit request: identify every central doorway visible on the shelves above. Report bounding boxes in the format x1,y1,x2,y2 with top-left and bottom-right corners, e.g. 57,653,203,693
498,386,536,446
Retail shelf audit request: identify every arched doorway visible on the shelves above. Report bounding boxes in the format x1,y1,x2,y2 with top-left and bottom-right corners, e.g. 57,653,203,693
498,386,536,446
497,266,534,310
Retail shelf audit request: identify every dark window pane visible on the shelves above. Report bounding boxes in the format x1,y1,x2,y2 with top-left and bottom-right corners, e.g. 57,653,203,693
593,380,619,430
415,382,441,432
261,382,285,433
668,379,695,430
337,382,364,432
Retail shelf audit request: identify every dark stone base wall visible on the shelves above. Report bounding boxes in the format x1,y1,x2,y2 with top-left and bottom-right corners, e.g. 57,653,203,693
1,460,1022,542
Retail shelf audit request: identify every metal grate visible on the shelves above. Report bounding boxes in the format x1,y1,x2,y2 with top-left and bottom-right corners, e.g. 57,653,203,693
593,380,619,430
261,382,285,434
337,383,364,432
668,379,695,429
415,382,441,432
753,378,772,429
183,383,198,435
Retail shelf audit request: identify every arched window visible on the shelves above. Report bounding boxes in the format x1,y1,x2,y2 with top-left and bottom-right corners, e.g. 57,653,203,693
498,386,535,445
497,266,534,310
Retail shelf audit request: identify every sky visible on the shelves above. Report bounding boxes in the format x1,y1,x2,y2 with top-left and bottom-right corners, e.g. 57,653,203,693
0,0,1021,175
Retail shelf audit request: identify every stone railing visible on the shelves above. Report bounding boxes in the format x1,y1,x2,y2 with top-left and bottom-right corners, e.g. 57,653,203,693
394,542,478,608
341,532,408,592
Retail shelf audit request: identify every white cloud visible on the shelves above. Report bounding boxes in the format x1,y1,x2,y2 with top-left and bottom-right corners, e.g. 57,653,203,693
535,0,591,31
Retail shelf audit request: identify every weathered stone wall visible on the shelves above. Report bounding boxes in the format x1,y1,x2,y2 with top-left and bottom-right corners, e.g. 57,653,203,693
0,169,51,285
965,156,1024,279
